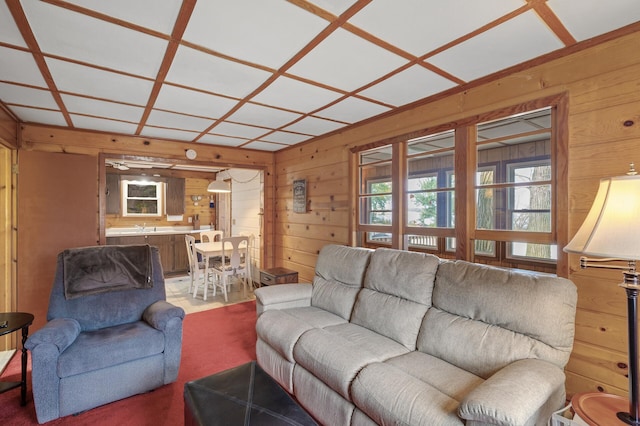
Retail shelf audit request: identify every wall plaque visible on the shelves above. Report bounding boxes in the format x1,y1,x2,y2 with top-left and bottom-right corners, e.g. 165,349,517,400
293,179,307,213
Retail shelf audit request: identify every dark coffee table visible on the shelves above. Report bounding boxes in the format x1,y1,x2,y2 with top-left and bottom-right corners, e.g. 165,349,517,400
184,361,317,426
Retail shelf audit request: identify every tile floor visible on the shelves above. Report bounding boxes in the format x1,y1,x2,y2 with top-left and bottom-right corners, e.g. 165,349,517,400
165,274,255,315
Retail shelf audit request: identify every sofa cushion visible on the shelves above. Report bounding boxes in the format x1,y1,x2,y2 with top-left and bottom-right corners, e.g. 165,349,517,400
384,351,484,402
352,362,465,426
312,245,372,320
256,307,346,362
293,323,409,400
57,321,164,378
351,248,438,349
420,260,578,377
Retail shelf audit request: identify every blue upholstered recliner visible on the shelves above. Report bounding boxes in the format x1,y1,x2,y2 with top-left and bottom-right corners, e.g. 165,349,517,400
25,245,185,424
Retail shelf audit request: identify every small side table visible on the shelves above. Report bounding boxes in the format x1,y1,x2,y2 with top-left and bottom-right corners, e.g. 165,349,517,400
260,267,298,286
0,312,34,406
571,392,628,425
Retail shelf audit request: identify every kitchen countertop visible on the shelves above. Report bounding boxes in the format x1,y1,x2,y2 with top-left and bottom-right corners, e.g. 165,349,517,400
106,226,212,237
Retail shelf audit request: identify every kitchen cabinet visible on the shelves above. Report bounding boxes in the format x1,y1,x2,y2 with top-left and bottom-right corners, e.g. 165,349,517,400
166,177,185,215
106,233,189,275
105,173,120,214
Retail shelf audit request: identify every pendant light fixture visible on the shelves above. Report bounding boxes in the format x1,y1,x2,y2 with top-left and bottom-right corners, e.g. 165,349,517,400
207,172,231,193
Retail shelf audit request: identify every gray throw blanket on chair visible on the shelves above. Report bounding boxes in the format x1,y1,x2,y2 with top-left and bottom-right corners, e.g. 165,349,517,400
62,244,153,300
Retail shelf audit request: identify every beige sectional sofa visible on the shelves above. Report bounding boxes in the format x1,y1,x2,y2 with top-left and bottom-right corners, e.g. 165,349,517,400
254,245,577,426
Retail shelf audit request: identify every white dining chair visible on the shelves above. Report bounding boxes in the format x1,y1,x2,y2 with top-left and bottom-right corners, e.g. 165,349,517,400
238,232,256,288
210,236,249,302
200,230,223,242
184,234,207,296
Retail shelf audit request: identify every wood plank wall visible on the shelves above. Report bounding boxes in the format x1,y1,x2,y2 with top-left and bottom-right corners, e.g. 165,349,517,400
273,29,640,399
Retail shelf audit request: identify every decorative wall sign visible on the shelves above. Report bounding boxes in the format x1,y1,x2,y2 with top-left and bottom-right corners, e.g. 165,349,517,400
293,179,307,213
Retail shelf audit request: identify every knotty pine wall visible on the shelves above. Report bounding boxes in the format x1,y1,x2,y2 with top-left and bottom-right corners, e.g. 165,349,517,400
274,29,640,399
105,175,217,229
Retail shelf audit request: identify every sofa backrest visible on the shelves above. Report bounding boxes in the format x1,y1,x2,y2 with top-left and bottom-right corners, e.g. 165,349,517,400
418,260,577,379
351,248,439,350
311,244,372,320
47,245,167,331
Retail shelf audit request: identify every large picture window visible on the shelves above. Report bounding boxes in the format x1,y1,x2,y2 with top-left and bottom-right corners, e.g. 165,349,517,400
354,99,565,274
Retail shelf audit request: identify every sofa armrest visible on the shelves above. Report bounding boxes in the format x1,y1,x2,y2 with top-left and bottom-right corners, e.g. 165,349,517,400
458,358,566,426
254,283,312,316
25,318,81,353
143,300,185,331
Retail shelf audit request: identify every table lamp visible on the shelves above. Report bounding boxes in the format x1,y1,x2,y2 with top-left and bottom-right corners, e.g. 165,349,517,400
564,164,640,425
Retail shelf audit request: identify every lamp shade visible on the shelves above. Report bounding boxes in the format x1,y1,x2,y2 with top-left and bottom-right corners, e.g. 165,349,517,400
564,175,640,259
207,178,230,193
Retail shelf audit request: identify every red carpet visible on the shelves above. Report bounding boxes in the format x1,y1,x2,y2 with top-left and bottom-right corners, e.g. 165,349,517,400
0,301,257,425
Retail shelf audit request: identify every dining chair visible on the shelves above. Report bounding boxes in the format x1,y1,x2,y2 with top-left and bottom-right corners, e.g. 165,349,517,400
200,230,223,242
184,234,207,295
211,236,249,302
238,232,256,288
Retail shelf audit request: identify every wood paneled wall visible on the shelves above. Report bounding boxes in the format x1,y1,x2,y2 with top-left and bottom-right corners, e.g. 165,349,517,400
105,176,216,229
273,29,640,398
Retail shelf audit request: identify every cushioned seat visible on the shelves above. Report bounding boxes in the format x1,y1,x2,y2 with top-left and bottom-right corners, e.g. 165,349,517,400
57,321,165,378
293,324,409,400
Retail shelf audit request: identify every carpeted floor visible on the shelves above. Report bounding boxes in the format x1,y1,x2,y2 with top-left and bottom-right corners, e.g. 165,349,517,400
0,300,258,425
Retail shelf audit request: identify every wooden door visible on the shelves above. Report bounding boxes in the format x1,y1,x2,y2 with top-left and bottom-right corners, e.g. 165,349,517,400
17,151,98,331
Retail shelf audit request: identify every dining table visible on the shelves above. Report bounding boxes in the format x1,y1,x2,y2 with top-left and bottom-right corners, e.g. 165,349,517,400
193,239,249,282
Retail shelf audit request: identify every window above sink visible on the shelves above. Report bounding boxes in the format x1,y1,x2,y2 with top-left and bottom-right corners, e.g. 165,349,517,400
121,180,164,217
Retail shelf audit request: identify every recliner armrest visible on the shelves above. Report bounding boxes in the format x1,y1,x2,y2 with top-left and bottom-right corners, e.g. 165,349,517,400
143,300,185,330
254,283,312,316
25,318,81,353
458,358,566,425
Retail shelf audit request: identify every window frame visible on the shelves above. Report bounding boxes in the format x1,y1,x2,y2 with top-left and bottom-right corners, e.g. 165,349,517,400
352,94,569,276
121,179,164,217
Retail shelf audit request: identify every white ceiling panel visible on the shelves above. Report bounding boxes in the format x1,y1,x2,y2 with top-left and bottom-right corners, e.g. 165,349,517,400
316,97,391,123
63,0,183,35
0,1,26,47
350,0,524,56
166,45,271,98
198,134,249,147
9,106,66,126
252,76,344,113
154,85,236,119
1,1,637,152
0,83,58,109
71,114,138,134
140,126,199,142
227,103,302,129
283,116,347,136
62,94,144,122
184,0,327,70
146,110,213,132
22,1,168,78
260,131,312,145
287,28,408,92
243,141,287,151
210,122,268,139
428,11,565,82
45,58,154,105
548,0,640,41
360,65,458,107
0,47,47,87
306,0,358,17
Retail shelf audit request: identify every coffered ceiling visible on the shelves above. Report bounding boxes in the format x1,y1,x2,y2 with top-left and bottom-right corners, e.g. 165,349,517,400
1,0,639,152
